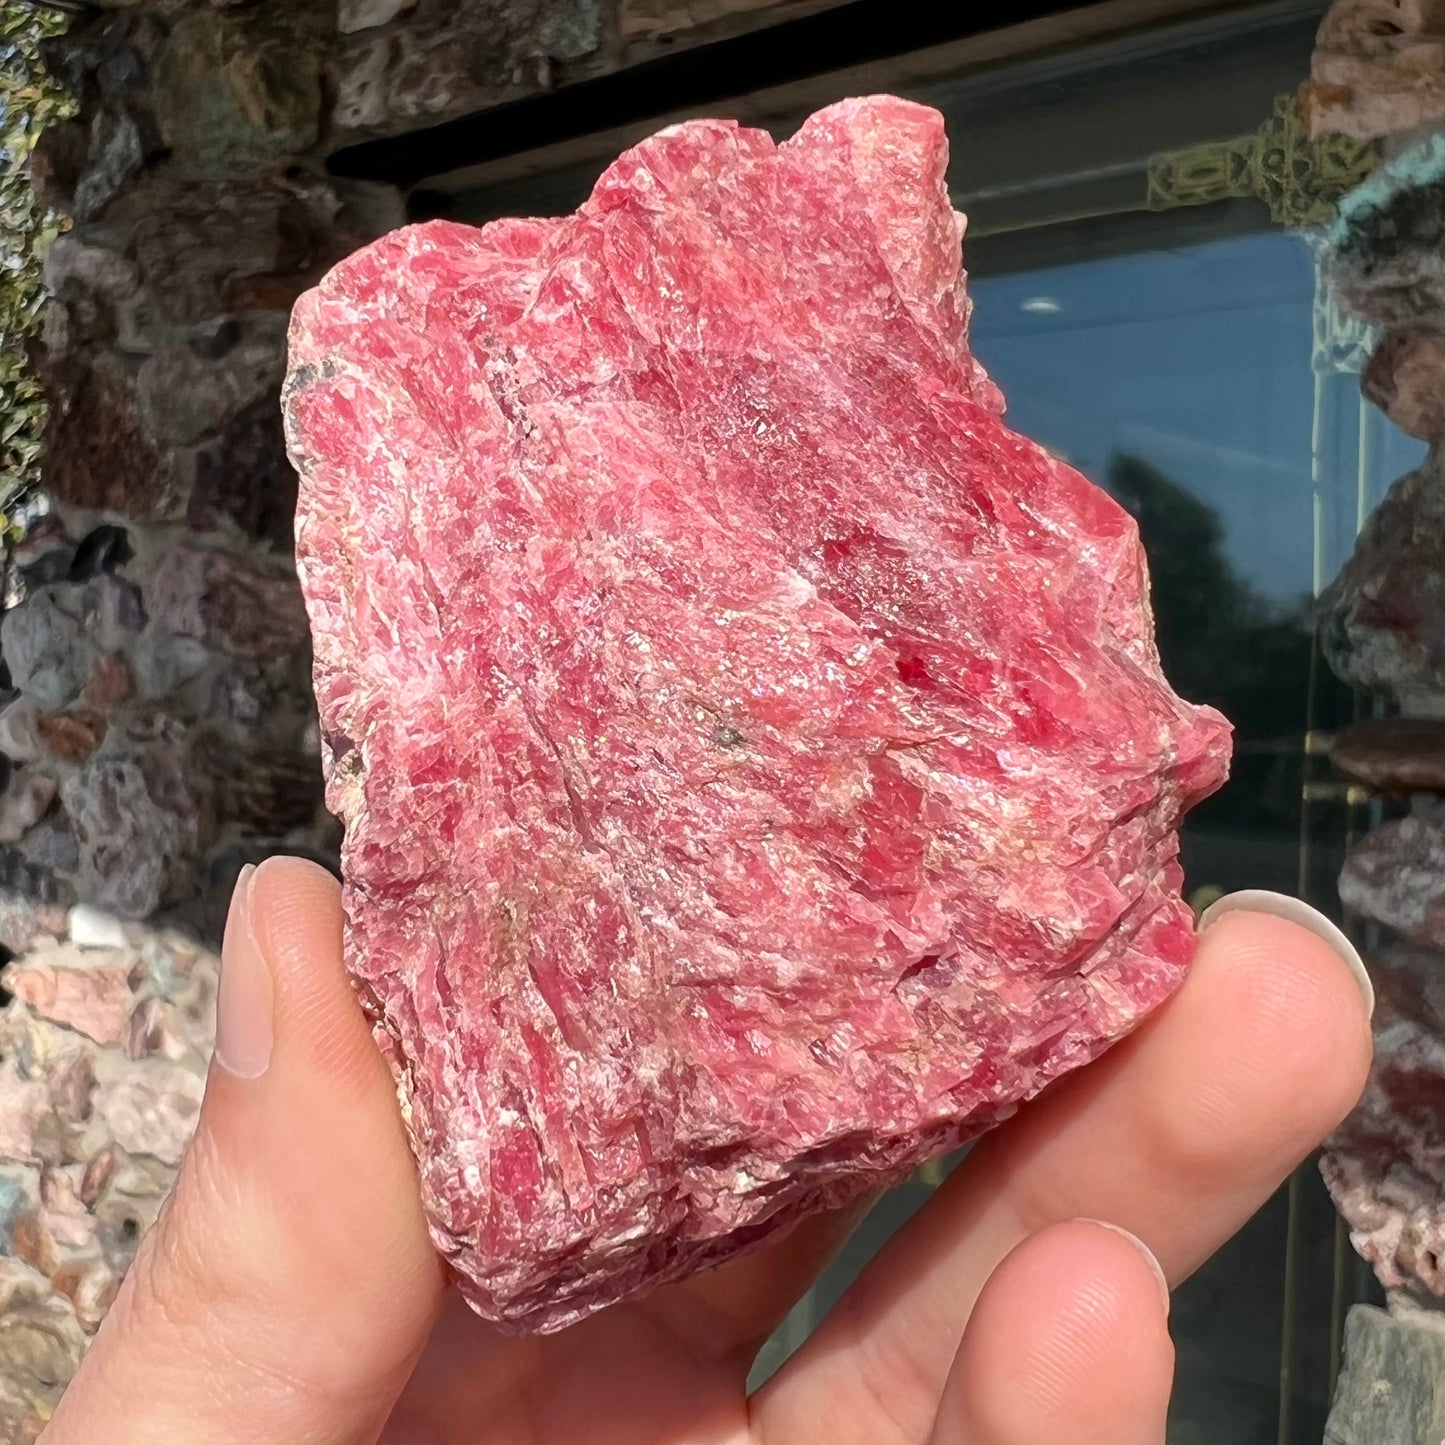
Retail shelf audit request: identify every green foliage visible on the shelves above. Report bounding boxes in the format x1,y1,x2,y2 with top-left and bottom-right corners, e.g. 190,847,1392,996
1,2,74,529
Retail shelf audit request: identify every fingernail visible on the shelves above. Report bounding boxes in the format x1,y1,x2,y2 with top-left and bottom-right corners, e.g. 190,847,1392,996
1198,889,1374,1020
215,864,275,1079
1080,1220,1170,1317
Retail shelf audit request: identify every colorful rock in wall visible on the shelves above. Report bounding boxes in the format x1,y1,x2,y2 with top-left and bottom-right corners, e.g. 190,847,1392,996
1304,0,1445,142
0,911,217,1444
1312,8,1445,1432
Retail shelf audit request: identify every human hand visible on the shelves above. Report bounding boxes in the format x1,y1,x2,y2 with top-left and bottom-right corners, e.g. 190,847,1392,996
41,857,1373,1445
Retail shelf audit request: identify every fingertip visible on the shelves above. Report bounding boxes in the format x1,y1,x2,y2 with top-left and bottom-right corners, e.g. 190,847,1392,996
941,1220,1173,1444
986,1219,1173,1354
1193,906,1374,1108
219,851,431,1278
245,856,367,1076
248,854,344,971
1198,890,1374,1020
1117,905,1373,1199
1076,1219,1170,1316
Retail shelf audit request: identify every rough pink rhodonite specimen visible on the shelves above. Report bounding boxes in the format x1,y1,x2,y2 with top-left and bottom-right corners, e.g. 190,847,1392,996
285,95,1232,1332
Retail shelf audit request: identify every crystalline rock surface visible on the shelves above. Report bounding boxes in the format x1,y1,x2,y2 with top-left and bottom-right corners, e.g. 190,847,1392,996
284,96,1232,1332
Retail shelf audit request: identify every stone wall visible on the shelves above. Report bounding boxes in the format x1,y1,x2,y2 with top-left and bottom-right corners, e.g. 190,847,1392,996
3,0,822,955
0,917,217,1443
1307,2,1445,1438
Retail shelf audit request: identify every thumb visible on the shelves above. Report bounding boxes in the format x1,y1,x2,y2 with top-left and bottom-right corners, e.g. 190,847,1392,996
43,857,448,1445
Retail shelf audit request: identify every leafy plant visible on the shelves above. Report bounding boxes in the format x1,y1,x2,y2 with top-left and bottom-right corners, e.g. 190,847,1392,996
1,2,74,532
